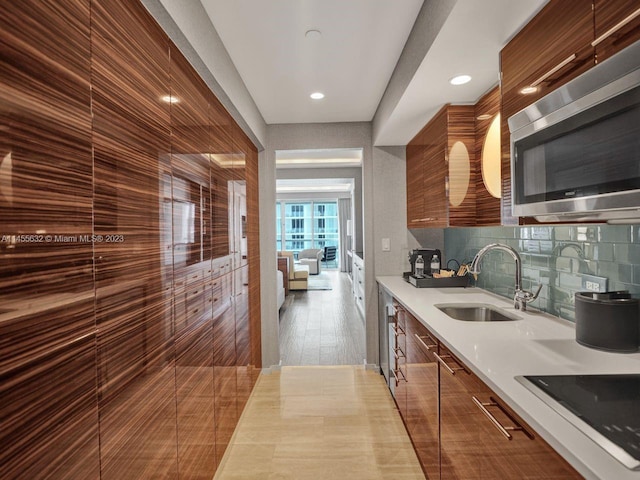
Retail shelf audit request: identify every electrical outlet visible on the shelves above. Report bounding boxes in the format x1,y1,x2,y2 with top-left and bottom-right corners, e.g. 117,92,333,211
382,238,390,251
581,274,608,292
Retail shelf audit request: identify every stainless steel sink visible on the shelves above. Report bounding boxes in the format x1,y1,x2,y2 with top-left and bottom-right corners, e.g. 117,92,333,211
435,303,521,322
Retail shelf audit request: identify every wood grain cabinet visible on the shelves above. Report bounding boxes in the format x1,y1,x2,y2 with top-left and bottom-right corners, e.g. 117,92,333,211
404,312,440,479
437,346,582,479
406,105,476,228
594,0,640,63
473,87,502,226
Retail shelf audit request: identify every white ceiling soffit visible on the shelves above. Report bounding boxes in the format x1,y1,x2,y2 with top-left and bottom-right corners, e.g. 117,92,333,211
276,148,362,169
276,178,354,193
200,0,423,125
374,0,548,146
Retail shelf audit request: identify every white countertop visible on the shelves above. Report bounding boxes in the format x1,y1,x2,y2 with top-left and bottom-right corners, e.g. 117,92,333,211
377,276,640,480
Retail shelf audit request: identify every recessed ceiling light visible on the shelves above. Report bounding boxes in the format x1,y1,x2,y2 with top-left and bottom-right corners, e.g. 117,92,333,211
519,86,538,95
449,75,472,86
310,92,325,100
305,29,321,39
161,95,179,103
476,114,493,121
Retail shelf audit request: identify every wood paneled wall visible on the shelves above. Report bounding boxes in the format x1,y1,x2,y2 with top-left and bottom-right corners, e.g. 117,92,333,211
0,1,261,479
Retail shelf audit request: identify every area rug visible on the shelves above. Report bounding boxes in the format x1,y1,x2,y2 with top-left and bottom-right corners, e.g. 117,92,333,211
307,273,333,290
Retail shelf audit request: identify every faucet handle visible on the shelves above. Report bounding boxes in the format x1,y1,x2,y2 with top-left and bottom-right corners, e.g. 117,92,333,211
515,284,542,310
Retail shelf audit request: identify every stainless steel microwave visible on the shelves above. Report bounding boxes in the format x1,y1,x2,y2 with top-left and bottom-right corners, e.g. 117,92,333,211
509,39,640,223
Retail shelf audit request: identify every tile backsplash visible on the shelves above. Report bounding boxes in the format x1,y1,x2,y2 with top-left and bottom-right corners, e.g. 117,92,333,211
444,225,640,321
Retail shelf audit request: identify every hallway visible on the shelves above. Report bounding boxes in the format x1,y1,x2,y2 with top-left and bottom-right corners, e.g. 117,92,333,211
278,270,366,366
213,366,424,480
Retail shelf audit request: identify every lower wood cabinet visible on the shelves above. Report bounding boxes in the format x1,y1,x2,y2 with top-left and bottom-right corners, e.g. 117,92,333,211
395,299,583,479
438,345,582,479
405,312,439,480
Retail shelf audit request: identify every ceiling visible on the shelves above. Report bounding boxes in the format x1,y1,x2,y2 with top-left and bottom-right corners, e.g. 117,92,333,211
199,0,547,146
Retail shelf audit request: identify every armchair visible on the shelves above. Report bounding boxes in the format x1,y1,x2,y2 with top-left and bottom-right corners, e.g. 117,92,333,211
298,248,323,275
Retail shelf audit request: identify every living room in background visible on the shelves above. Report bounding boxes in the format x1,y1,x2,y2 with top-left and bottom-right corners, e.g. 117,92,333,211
275,201,339,259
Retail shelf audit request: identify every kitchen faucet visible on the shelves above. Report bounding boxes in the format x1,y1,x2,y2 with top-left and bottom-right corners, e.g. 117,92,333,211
469,243,542,311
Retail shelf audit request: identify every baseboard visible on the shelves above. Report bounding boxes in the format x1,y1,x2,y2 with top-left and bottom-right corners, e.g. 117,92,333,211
261,362,282,375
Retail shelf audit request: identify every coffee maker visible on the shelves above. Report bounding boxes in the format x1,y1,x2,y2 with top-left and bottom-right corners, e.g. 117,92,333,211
405,248,441,280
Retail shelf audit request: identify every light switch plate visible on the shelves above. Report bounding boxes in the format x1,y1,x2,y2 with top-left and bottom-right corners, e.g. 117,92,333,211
382,238,390,251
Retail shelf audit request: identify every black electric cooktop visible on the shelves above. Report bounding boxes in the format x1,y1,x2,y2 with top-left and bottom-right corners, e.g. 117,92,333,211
517,374,640,470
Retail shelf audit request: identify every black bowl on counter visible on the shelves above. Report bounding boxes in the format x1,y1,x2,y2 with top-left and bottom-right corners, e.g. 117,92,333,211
575,291,639,353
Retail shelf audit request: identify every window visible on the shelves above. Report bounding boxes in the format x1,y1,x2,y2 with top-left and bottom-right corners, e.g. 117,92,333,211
276,201,339,256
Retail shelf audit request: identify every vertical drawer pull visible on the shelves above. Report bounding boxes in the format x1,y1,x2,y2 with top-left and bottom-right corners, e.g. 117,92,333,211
592,8,640,47
393,324,406,336
472,396,533,440
392,367,407,386
432,352,466,375
414,333,436,351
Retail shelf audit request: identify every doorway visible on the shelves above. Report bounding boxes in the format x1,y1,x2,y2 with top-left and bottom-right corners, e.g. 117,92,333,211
275,148,365,366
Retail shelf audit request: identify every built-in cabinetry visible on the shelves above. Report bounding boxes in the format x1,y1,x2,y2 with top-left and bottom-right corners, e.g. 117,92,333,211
406,105,476,228
352,252,365,318
0,1,260,478
500,0,640,224
473,86,502,226
385,294,582,479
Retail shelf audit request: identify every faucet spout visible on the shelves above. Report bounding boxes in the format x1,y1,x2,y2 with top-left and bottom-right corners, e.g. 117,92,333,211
469,243,540,311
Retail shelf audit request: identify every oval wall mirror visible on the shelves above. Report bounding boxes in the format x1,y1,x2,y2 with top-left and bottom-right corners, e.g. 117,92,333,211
448,141,470,207
482,114,501,198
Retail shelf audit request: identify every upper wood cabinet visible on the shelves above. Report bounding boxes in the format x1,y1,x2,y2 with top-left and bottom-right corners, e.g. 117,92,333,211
474,86,502,226
500,1,595,120
594,0,640,63
406,105,475,228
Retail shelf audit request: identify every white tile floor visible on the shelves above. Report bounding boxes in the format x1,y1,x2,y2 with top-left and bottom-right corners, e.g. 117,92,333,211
213,366,425,480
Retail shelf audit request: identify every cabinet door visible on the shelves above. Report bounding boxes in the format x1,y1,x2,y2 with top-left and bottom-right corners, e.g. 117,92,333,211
474,87,501,226
421,107,449,228
447,105,476,227
500,0,594,119
406,135,426,228
405,314,439,480
438,348,481,479
594,0,640,63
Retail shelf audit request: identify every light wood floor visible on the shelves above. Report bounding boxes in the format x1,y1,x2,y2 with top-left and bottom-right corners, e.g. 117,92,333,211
213,366,425,480
279,270,366,366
